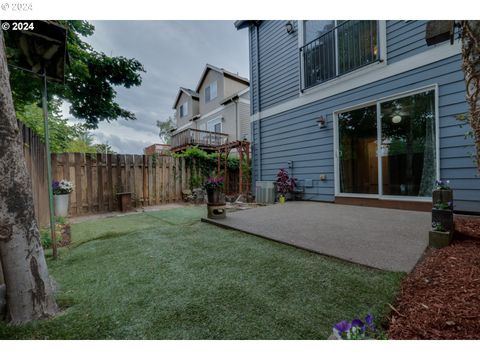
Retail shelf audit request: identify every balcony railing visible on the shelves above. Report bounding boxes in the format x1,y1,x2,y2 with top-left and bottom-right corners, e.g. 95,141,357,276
171,128,229,151
300,20,379,90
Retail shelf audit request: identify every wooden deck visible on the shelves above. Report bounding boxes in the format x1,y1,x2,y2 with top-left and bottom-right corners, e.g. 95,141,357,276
171,128,229,153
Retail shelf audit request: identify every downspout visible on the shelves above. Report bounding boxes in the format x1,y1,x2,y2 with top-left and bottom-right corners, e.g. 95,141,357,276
234,98,239,140
255,23,262,181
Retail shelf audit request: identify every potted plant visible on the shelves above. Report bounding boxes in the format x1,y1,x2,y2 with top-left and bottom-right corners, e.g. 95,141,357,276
275,168,296,203
432,179,453,205
205,176,225,205
429,222,453,248
432,200,454,232
52,179,74,217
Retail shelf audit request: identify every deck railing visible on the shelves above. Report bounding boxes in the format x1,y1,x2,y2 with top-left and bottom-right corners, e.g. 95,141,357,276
300,20,379,90
171,128,229,150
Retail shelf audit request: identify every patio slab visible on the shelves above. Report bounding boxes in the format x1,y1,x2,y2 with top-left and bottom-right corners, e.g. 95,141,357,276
202,201,431,272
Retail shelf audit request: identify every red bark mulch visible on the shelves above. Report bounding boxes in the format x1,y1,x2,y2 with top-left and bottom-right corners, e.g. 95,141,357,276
387,215,480,340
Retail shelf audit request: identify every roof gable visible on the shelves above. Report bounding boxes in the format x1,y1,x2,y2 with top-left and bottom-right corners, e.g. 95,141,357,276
172,87,199,109
195,64,249,93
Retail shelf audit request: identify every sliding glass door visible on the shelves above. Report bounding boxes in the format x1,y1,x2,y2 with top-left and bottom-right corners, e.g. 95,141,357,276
337,89,437,198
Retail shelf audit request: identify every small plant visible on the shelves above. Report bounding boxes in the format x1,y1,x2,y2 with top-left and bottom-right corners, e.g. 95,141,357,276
204,176,224,191
40,228,52,249
52,179,74,195
333,313,382,340
433,201,453,210
434,179,451,190
276,168,296,196
432,222,446,232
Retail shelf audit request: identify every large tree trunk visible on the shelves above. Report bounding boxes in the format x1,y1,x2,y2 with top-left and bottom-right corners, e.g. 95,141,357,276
0,30,58,323
461,20,480,171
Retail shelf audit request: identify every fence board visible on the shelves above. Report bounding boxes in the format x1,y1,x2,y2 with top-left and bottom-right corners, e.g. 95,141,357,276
19,123,244,223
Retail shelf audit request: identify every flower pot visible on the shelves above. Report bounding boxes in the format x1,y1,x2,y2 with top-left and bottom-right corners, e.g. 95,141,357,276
432,189,453,206
54,194,70,217
429,230,452,248
432,208,453,232
206,188,225,205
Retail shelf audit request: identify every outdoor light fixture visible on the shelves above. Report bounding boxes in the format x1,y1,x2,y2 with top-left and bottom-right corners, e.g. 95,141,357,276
317,116,327,128
285,21,294,34
392,115,402,124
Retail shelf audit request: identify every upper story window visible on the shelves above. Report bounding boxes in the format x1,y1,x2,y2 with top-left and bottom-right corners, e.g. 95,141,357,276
301,20,379,89
205,81,218,103
179,101,188,118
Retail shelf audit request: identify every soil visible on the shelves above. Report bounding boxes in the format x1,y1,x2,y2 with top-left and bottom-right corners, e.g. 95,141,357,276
388,215,480,339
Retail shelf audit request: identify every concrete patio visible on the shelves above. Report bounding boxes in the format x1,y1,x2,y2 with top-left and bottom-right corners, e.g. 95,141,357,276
202,201,431,272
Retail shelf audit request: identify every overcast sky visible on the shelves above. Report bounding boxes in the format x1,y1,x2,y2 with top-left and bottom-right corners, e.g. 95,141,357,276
64,21,249,154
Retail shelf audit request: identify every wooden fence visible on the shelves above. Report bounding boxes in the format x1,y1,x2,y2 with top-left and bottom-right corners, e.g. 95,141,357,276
51,153,189,217
19,122,243,227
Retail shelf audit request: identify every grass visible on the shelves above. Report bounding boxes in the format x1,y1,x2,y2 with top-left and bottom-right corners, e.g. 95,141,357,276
0,206,403,339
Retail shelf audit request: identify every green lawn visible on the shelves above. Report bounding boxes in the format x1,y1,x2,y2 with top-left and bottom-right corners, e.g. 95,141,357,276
0,206,403,339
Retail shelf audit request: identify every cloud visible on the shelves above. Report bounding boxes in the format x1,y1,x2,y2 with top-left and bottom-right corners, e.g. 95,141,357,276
62,20,249,154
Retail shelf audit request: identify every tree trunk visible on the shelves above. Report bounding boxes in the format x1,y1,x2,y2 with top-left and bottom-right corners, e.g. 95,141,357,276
0,30,58,323
461,21,480,171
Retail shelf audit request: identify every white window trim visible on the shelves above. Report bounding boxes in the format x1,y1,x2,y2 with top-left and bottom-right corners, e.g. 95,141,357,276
298,20,387,95
207,117,223,133
180,101,188,118
205,81,218,103
333,84,440,201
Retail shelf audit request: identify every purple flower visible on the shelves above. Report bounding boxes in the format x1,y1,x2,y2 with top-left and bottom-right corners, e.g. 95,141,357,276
365,313,375,330
334,320,351,334
351,318,365,331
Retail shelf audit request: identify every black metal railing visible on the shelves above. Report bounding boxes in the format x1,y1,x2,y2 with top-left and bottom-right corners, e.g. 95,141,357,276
300,20,379,90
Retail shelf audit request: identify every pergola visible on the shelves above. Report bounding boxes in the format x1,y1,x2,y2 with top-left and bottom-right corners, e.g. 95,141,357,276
216,140,251,196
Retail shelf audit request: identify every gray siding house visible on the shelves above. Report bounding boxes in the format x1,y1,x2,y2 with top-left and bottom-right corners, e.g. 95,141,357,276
171,64,250,152
236,20,479,213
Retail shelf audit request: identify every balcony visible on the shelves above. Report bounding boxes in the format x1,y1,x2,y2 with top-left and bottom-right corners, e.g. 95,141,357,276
171,128,229,152
301,20,379,90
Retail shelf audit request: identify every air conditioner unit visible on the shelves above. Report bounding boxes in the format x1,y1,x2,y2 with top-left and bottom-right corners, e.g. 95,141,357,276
255,181,276,204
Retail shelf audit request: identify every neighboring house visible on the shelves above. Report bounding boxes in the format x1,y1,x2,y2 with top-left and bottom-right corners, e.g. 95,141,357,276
236,20,480,213
170,64,250,152
144,143,171,155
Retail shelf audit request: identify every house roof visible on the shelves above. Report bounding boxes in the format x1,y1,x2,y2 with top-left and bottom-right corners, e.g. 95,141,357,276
234,20,262,30
172,87,199,109
220,87,250,105
195,64,249,93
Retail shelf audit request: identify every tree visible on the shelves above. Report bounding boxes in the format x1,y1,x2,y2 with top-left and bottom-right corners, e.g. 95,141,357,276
460,21,480,170
0,30,58,324
7,20,146,130
156,116,175,144
16,99,80,153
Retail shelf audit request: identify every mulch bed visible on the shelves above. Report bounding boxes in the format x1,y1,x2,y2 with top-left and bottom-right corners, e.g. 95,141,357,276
388,215,480,340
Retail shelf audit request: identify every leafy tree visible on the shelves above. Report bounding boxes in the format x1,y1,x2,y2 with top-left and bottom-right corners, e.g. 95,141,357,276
94,143,116,154
156,115,175,144
7,20,146,129
460,21,480,170
16,99,81,153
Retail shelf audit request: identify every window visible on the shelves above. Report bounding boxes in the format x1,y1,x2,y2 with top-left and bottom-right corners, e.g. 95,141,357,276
302,20,379,89
179,101,188,118
205,81,217,103
207,117,222,133
337,89,437,198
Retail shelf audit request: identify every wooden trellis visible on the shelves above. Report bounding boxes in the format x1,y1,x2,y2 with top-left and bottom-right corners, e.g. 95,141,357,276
216,140,251,196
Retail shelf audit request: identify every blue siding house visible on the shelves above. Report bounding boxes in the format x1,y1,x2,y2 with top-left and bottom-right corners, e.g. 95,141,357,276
236,20,479,213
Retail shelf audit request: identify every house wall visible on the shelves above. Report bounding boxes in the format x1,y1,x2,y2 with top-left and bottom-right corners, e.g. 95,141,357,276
199,70,225,115
386,21,449,64
249,39,480,212
249,21,300,114
224,76,248,99
175,92,197,128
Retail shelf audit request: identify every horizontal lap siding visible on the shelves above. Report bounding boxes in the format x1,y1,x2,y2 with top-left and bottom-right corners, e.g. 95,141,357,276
254,21,300,113
254,54,480,211
386,20,454,64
